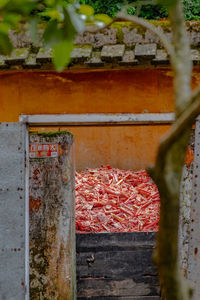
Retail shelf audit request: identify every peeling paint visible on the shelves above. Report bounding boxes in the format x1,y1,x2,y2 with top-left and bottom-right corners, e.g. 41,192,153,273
29,196,42,213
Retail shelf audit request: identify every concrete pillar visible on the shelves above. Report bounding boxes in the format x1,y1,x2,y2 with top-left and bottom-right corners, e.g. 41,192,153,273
29,131,76,299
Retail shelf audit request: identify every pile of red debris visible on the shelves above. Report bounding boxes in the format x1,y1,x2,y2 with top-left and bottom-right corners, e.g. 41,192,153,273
75,166,160,233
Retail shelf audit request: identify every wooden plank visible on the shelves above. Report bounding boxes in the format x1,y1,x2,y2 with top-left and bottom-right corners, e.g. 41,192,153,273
76,232,156,252
76,232,159,298
77,278,160,297
77,249,157,279
77,296,161,300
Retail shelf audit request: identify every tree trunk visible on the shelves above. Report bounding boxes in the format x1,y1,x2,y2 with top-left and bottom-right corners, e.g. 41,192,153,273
153,2,192,299
117,1,200,298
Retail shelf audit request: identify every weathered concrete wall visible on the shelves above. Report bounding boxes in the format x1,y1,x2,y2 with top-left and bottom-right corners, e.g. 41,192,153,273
0,123,28,299
179,125,200,300
179,129,194,277
29,131,76,299
187,119,200,300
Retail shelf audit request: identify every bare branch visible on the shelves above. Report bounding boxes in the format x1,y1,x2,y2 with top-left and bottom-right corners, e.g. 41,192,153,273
158,85,200,160
168,1,192,115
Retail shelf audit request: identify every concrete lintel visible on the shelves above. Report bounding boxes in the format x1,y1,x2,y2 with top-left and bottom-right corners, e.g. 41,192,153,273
20,113,175,126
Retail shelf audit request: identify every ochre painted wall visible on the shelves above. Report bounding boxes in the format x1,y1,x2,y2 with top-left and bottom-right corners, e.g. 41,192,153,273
0,68,178,122
31,125,171,171
1,67,199,170
1,68,199,122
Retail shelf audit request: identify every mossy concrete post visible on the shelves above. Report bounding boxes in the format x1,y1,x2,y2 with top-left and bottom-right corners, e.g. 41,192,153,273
29,131,76,299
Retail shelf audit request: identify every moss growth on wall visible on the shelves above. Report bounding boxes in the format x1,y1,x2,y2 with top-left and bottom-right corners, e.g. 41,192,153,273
111,20,172,37
30,130,74,138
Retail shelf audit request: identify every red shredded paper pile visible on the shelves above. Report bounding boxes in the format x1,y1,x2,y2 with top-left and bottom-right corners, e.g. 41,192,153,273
75,166,160,233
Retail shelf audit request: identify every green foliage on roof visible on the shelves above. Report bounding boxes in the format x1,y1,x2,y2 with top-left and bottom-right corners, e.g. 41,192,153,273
0,0,199,72
0,0,84,71
79,0,200,20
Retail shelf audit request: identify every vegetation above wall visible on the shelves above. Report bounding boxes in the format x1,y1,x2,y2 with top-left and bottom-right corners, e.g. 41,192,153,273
79,0,200,20
0,0,199,71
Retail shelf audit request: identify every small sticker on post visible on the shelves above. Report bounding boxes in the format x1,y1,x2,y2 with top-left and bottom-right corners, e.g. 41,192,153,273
29,143,58,158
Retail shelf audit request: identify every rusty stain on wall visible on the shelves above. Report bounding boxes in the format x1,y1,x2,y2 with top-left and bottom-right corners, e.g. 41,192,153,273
29,196,42,213
185,145,194,168
29,131,76,299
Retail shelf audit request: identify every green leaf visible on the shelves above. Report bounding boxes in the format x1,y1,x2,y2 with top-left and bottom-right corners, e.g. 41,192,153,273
0,33,13,55
94,14,112,25
156,0,177,7
44,0,56,6
39,8,62,21
79,4,94,17
66,5,85,34
3,0,35,15
2,13,21,25
0,0,9,9
52,39,73,72
43,21,64,48
0,22,11,34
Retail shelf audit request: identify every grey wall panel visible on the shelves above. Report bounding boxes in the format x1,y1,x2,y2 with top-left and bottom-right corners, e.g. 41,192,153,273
0,123,28,300
187,119,200,300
